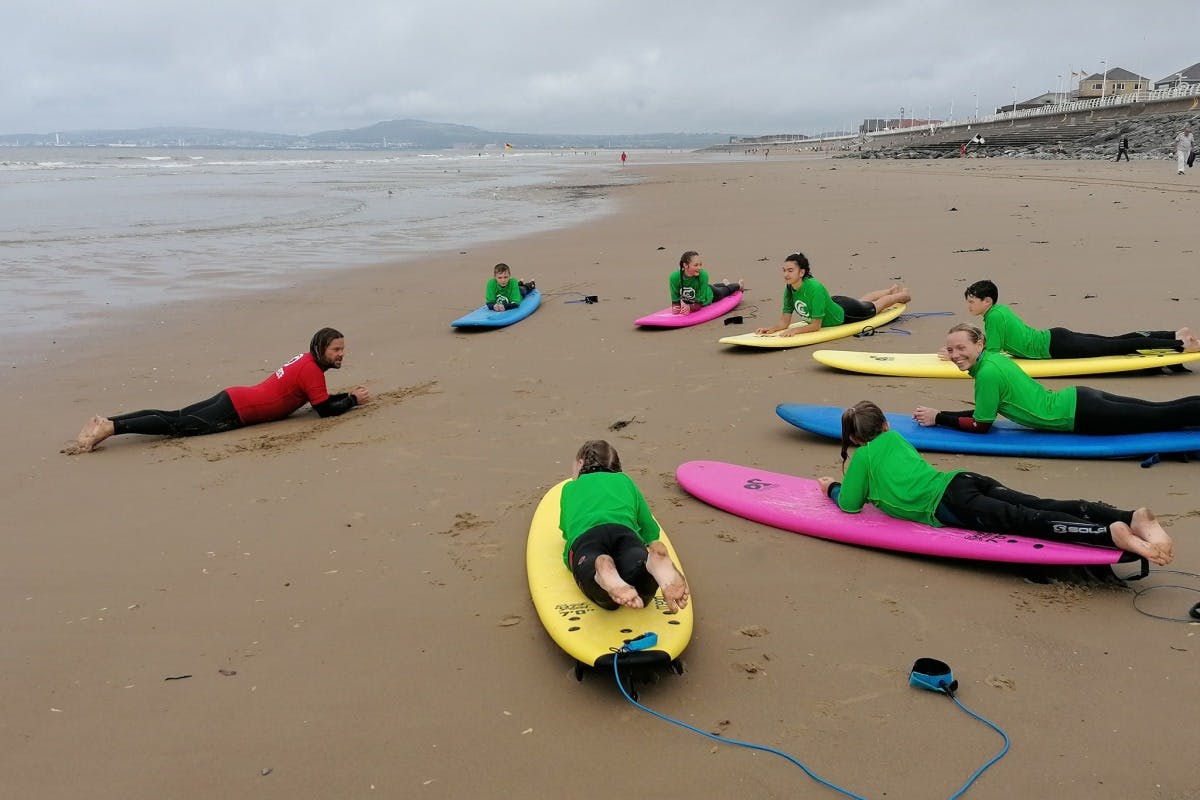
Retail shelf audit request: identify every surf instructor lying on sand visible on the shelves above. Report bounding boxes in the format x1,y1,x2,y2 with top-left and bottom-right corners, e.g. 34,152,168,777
819,400,1173,565
914,323,1200,435
63,327,370,454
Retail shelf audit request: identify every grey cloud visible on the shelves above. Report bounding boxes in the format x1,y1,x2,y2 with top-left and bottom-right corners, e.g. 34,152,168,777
2,0,1191,136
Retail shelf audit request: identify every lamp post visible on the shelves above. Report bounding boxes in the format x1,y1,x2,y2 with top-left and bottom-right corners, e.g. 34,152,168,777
1057,74,1063,103
973,90,979,120
1100,58,1108,99
1011,85,1017,114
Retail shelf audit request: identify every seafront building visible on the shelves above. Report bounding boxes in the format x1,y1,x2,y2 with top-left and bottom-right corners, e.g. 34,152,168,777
1153,61,1200,89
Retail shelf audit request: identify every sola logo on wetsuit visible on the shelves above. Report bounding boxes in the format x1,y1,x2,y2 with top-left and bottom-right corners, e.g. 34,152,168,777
680,287,697,303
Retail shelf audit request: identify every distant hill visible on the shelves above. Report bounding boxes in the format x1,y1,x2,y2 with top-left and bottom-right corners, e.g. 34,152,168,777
0,119,731,150
302,119,730,149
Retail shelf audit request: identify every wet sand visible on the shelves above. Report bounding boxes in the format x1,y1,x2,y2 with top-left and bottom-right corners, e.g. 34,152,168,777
3,156,1198,799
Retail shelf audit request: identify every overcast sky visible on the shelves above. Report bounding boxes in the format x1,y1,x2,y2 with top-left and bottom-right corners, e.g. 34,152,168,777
3,0,1193,136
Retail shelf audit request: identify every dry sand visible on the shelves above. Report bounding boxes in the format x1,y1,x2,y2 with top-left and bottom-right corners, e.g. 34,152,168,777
3,156,1198,799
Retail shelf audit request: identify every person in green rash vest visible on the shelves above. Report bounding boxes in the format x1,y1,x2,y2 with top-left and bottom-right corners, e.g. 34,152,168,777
914,323,1200,435
962,279,1199,359
485,263,535,312
755,252,911,337
817,400,1173,565
670,250,742,315
558,440,690,612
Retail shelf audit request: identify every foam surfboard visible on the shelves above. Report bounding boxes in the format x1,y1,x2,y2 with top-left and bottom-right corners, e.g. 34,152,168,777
527,480,693,672
451,289,542,328
719,303,906,348
635,290,743,328
676,460,1130,566
776,402,1200,459
812,349,1200,379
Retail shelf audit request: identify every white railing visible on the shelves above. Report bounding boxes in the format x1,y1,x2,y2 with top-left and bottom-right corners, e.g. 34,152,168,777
865,82,1200,140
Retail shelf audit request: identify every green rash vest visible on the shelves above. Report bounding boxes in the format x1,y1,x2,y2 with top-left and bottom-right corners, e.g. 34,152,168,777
783,278,845,326
485,277,522,306
558,471,661,564
837,430,960,527
970,349,1077,430
981,304,1051,359
670,269,715,306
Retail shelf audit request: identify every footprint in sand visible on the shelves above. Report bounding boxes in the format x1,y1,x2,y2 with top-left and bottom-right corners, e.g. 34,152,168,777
499,615,522,627
734,661,767,677
987,675,1016,691
716,532,738,543
738,625,768,638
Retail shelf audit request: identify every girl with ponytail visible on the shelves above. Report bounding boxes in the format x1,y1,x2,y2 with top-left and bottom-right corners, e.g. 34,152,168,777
559,440,690,612
817,401,1173,565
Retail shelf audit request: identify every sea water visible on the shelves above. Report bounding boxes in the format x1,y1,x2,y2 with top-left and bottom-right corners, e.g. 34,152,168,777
0,147,647,336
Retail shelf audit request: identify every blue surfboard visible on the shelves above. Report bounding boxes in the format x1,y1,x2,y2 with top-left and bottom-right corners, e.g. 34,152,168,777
451,289,542,329
776,402,1200,459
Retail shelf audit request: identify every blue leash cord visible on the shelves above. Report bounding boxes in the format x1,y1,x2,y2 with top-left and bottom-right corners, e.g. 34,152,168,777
612,648,1010,799
945,694,1011,800
895,310,956,321
612,648,868,800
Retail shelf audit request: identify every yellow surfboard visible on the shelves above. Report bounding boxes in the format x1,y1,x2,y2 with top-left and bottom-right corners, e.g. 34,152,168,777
719,303,906,348
811,348,1200,378
527,480,692,674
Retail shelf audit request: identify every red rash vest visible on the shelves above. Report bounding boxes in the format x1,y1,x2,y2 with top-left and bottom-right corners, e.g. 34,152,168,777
224,352,330,425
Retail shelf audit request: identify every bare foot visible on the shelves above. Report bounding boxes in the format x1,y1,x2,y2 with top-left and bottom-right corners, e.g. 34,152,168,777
645,546,690,613
593,555,643,609
61,416,115,454
1181,334,1200,354
1130,508,1174,565
1174,326,1193,341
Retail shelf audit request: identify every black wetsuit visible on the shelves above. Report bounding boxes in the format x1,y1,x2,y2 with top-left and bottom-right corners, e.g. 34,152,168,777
109,392,358,438
934,472,1129,547
1072,387,1200,435
1048,328,1183,359
568,524,658,611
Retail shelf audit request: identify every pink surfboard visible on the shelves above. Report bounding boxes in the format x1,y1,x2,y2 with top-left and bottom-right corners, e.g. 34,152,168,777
676,460,1129,566
634,291,743,328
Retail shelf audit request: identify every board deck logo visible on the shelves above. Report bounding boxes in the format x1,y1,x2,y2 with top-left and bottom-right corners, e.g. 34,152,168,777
743,478,778,491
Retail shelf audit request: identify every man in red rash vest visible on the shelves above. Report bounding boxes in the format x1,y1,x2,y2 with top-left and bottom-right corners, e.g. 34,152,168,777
64,327,370,453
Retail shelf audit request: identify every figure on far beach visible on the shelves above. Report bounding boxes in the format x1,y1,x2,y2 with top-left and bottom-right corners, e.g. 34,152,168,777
961,279,1200,359
1174,127,1193,175
818,400,1173,565
63,327,370,454
559,440,690,612
670,250,742,315
755,251,909,337
914,323,1200,436
1114,136,1129,162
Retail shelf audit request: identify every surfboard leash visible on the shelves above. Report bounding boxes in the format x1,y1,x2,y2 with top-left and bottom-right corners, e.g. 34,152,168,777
611,645,1010,800
1126,568,1200,622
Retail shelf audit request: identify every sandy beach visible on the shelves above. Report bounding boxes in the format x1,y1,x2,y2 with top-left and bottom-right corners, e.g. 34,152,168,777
3,155,1198,799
